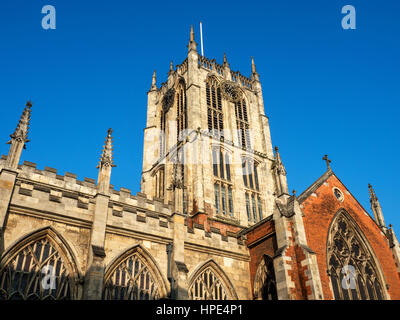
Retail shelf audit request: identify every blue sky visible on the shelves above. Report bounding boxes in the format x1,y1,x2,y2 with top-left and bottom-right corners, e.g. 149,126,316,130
0,1,399,234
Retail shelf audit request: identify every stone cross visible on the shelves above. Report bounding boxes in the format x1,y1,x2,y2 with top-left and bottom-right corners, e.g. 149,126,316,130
322,154,331,169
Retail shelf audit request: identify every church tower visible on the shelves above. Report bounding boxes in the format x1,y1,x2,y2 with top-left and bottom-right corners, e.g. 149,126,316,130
141,26,277,226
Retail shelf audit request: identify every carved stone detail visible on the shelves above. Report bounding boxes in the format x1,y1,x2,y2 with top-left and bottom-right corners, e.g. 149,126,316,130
162,88,175,113
219,81,242,103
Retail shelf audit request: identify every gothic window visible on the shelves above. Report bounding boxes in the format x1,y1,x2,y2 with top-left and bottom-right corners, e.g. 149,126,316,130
333,188,344,202
245,193,251,221
242,158,259,191
103,247,165,300
253,255,277,300
176,81,187,140
153,166,165,199
188,261,237,300
235,99,250,149
189,268,227,300
160,110,166,157
0,230,77,300
242,158,263,223
327,210,385,300
206,78,223,137
212,146,233,217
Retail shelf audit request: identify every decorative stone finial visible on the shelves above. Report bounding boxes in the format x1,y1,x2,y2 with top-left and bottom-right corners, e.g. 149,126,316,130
188,25,197,52
7,100,32,146
368,183,386,229
251,56,259,81
190,25,194,42
251,56,256,73
150,70,157,90
272,146,289,196
274,146,286,176
223,53,229,68
98,128,115,168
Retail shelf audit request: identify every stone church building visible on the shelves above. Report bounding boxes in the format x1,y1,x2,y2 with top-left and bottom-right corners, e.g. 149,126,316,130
0,26,400,300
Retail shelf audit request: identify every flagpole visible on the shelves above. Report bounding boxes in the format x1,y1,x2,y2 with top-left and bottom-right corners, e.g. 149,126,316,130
200,21,204,56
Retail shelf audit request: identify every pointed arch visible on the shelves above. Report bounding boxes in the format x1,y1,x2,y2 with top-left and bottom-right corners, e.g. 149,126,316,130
326,208,388,300
188,259,238,300
253,255,277,300
175,77,187,141
206,75,224,138
103,244,168,300
152,164,165,199
0,226,81,300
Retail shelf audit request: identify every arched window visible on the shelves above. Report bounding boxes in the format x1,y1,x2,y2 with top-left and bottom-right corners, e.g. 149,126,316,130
242,158,263,223
160,110,166,157
253,255,277,300
103,246,166,300
188,260,237,300
235,99,250,149
206,77,223,137
153,166,165,199
176,80,187,140
212,146,233,217
0,228,78,300
327,210,386,300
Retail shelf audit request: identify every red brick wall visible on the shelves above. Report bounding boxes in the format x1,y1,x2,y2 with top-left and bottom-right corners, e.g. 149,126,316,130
246,219,277,298
187,212,242,236
301,174,400,300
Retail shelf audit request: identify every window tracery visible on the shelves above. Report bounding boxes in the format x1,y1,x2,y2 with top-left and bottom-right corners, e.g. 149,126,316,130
242,158,262,223
327,211,385,300
0,234,76,300
189,266,231,300
206,77,224,137
103,250,162,300
212,146,233,217
176,81,187,140
235,98,250,149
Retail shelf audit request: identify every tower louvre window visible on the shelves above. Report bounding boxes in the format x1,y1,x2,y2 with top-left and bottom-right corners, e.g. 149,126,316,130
242,158,260,191
176,81,187,140
206,78,224,137
228,188,233,215
225,153,231,181
251,194,257,221
245,191,263,223
245,193,251,221
219,149,225,180
154,167,165,199
212,149,218,176
214,183,220,214
243,158,263,223
235,99,251,149
257,196,263,221
221,185,227,215
160,111,166,157
212,146,233,217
